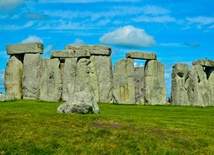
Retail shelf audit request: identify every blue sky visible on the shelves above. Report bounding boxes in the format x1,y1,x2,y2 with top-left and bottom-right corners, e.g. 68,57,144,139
1,0,214,96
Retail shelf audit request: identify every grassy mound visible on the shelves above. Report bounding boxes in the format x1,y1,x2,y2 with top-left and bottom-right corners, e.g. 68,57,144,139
0,100,214,154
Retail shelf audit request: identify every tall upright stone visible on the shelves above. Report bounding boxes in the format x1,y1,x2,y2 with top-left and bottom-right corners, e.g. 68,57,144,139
188,64,211,106
171,63,190,105
134,67,144,104
62,58,77,101
4,55,23,99
112,58,135,104
144,60,166,105
22,54,42,100
63,44,113,103
91,55,113,103
39,58,62,102
75,58,99,102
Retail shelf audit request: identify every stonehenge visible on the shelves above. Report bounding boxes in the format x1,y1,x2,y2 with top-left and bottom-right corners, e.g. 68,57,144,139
3,42,214,106
5,43,115,103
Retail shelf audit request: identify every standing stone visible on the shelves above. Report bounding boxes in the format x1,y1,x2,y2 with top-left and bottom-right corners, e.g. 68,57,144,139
188,65,211,106
91,55,113,103
39,58,62,102
62,58,77,101
75,58,99,102
144,60,166,105
22,54,42,100
134,67,144,104
171,63,190,106
4,55,23,99
112,58,135,104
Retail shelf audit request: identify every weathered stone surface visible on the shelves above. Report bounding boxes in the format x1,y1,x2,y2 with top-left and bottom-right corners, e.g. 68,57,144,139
4,55,23,99
74,58,99,102
62,58,77,101
126,51,157,60
51,49,91,58
0,94,15,102
39,58,62,102
6,43,43,55
91,55,113,103
188,65,211,106
66,45,111,56
57,91,100,114
134,67,144,104
22,54,42,100
171,63,190,105
144,60,166,105
112,58,135,104
192,59,214,67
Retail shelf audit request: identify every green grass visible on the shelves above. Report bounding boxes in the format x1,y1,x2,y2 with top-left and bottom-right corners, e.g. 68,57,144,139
0,100,214,155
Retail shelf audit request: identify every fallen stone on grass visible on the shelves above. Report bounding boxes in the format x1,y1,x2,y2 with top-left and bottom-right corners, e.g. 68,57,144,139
57,91,100,114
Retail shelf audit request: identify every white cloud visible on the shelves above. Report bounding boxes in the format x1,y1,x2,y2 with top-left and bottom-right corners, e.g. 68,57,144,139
44,44,54,54
73,39,85,45
37,20,84,30
132,15,176,23
159,43,183,47
0,21,34,30
111,5,170,16
24,13,48,20
141,5,170,15
39,0,140,3
0,0,24,11
21,35,43,43
186,16,214,25
134,62,144,67
184,42,199,47
0,69,4,79
164,63,173,97
97,19,111,26
41,5,169,21
100,25,156,48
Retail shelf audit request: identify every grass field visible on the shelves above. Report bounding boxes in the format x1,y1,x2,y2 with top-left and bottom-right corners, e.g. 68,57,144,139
0,100,214,155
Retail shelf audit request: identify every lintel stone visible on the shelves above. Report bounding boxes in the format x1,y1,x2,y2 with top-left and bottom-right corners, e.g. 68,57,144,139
7,43,43,55
192,59,214,67
126,51,157,60
51,49,91,58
